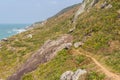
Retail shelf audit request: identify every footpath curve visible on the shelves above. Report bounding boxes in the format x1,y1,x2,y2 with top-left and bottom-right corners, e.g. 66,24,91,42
74,49,120,80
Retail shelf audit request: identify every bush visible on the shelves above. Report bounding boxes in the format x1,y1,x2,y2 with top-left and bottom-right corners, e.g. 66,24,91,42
88,71,105,80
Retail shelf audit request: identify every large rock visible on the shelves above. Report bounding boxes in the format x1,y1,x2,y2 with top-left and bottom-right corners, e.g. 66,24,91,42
100,1,108,9
26,20,47,30
7,34,73,80
100,1,112,9
105,4,112,9
1,38,8,42
72,69,87,80
26,34,32,38
60,69,87,80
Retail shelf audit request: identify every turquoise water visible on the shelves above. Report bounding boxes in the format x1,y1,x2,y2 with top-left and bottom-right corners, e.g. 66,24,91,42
0,24,29,40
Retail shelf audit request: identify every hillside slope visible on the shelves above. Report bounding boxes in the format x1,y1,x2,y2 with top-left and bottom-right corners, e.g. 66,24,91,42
0,0,120,80
0,3,80,80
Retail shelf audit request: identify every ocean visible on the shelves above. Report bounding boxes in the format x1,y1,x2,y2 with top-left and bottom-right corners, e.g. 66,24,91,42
0,24,30,40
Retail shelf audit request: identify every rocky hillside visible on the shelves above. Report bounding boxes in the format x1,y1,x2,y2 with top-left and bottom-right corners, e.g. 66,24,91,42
0,0,120,80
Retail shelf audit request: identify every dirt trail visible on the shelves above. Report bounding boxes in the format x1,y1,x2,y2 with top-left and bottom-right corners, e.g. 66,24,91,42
74,49,120,80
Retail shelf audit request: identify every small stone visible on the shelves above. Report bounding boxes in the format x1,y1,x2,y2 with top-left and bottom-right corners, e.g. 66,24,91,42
68,27,75,33
74,42,84,48
0,44,2,49
117,9,120,14
64,43,72,50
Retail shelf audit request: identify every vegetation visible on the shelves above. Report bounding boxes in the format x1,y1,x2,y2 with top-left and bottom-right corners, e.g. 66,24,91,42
0,3,78,79
0,0,119,79
88,71,105,80
73,0,120,73
105,51,120,72
22,49,104,80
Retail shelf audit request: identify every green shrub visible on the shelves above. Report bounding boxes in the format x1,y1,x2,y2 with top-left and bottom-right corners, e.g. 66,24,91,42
105,51,120,72
88,71,105,80
75,55,86,64
22,74,34,80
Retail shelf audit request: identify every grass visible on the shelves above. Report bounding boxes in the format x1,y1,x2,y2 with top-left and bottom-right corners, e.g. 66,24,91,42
22,49,105,80
105,51,120,73
72,0,120,73
88,71,105,80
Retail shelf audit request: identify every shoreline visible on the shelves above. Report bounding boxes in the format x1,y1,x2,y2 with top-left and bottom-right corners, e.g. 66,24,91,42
0,24,31,40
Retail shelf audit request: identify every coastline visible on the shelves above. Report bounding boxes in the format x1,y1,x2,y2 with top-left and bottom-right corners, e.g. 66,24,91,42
0,24,30,40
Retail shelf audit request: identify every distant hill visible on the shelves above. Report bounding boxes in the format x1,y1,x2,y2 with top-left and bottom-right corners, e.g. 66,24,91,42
49,3,81,19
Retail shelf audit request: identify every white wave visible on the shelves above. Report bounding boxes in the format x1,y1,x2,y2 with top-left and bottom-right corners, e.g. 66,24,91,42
7,31,12,33
12,28,26,33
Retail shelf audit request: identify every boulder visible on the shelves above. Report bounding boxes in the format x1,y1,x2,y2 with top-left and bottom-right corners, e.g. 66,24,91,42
60,71,74,80
100,2,112,9
26,34,32,38
74,42,84,48
101,1,108,9
1,38,8,42
105,4,112,9
64,43,72,50
60,69,87,80
72,69,87,80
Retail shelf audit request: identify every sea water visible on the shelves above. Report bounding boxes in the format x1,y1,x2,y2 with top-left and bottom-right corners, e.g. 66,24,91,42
0,24,29,40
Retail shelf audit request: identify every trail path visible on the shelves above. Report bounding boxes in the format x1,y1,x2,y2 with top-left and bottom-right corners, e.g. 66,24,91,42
74,49,120,80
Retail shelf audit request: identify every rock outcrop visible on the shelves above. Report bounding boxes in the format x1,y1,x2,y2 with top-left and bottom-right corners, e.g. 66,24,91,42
73,0,99,24
100,1,112,9
70,0,99,33
7,34,73,80
60,69,87,80
26,20,47,30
